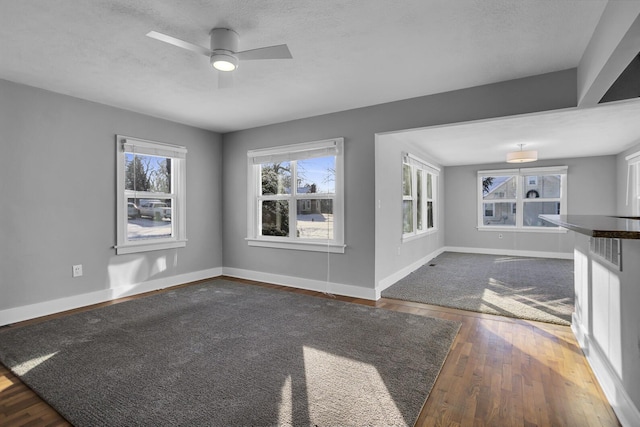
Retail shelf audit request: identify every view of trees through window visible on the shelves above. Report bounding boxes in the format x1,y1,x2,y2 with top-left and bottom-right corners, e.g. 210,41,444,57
125,153,173,240
403,158,437,237
260,156,336,240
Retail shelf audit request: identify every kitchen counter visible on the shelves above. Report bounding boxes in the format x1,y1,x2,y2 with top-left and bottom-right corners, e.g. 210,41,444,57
539,214,640,239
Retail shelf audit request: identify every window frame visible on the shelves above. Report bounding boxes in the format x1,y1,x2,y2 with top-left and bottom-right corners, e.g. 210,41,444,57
477,166,568,233
246,138,345,253
115,135,187,254
402,152,439,241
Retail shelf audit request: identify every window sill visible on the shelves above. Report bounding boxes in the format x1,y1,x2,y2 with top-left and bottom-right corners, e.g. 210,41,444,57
402,228,438,243
246,238,346,253
476,226,567,234
115,239,187,255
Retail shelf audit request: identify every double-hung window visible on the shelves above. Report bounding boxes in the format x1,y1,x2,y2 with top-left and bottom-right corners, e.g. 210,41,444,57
626,151,640,215
478,166,567,231
247,138,345,253
116,135,187,254
402,153,439,240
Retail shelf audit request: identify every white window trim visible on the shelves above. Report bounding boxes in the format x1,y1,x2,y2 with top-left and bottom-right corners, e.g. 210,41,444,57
115,135,187,254
402,152,439,241
477,166,567,233
246,138,345,253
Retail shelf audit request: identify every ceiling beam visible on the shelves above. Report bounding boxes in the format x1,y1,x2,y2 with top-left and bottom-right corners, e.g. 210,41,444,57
577,0,640,107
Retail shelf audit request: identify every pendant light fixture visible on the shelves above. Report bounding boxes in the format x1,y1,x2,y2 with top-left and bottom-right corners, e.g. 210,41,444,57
506,143,538,163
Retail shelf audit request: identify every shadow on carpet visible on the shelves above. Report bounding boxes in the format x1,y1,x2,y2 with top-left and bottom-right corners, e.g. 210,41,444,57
382,252,574,325
0,279,460,427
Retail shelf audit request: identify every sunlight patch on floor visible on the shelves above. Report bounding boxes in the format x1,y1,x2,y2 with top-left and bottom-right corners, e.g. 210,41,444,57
11,352,58,376
302,346,404,425
278,375,293,425
0,374,14,392
482,281,565,323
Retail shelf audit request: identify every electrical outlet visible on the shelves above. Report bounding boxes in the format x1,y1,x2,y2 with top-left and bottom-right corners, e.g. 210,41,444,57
72,264,83,277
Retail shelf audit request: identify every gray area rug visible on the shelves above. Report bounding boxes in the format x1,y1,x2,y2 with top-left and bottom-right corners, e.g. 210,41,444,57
0,279,460,426
382,252,574,325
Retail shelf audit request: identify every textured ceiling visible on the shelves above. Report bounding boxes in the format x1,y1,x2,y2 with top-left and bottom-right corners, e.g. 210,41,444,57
383,99,640,166
0,0,609,134
4,0,638,166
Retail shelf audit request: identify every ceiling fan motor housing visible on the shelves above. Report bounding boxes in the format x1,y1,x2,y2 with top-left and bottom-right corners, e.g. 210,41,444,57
209,28,239,71
210,28,239,54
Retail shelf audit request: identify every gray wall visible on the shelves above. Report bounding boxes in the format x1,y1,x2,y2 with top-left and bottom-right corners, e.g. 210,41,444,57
444,156,617,255
0,79,223,312
374,134,445,287
222,70,578,292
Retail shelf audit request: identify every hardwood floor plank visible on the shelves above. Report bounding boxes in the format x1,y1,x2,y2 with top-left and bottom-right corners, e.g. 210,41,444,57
0,277,622,427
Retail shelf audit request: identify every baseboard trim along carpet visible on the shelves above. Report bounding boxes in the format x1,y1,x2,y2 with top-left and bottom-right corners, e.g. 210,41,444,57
223,266,378,300
0,267,223,327
0,279,460,426
445,246,574,260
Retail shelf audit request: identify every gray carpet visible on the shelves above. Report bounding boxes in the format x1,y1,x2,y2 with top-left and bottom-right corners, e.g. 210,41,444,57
0,279,460,427
382,252,574,325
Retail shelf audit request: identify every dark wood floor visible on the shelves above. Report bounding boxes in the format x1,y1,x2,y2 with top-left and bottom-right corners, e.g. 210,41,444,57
0,276,620,426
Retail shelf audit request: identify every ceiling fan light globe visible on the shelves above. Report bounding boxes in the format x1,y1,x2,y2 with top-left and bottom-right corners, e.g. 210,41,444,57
210,53,238,72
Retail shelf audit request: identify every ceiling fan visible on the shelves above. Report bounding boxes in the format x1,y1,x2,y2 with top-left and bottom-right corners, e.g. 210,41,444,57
146,28,292,87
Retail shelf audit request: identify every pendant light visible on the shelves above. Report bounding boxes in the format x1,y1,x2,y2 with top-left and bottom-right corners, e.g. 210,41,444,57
506,144,538,163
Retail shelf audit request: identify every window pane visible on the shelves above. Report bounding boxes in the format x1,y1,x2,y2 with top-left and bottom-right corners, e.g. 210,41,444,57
482,202,516,226
427,201,434,228
297,156,336,194
482,176,516,200
403,200,413,233
426,173,432,199
523,202,561,227
127,197,172,240
125,153,172,194
261,200,289,236
402,164,412,196
261,162,291,195
523,175,561,198
416,171,423,231
296,199,333,240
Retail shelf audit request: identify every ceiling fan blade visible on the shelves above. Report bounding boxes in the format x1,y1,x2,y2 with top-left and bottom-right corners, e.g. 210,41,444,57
236,44,292,61
146,31,211,57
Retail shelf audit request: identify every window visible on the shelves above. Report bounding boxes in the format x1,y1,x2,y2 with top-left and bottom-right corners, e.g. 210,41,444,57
402,153,439,240
626,151,640,216
247,138,344,253
478,166,567,231
115,136,187,254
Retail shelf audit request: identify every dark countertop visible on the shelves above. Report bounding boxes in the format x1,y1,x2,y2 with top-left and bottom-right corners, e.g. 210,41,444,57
539,215,640,239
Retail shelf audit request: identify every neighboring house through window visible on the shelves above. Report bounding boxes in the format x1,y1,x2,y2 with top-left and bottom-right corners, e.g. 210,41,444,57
115,135,187,254
247,138,345,253
403,152,439,240
478,166,567,231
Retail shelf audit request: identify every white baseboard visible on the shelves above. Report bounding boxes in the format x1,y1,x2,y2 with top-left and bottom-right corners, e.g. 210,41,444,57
572,314,640,427
222,267,377,301
444,246,574,260
0,267,223,327
375,247,446,297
